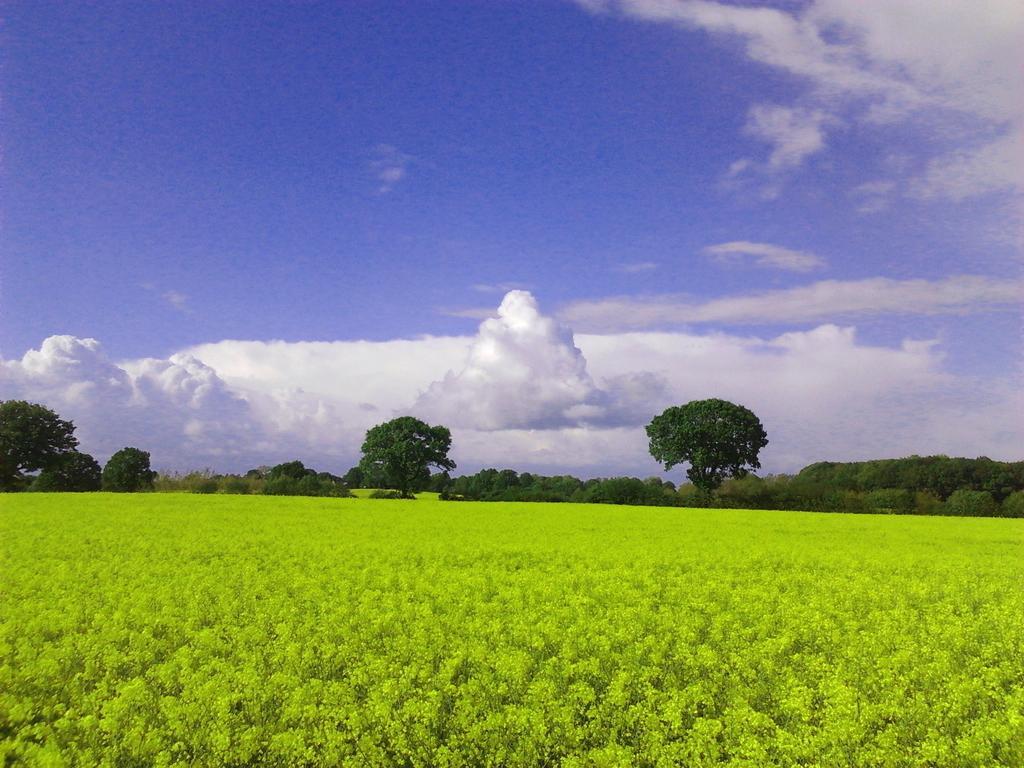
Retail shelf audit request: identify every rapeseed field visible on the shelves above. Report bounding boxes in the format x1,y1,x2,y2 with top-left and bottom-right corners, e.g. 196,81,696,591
2,493,1022,766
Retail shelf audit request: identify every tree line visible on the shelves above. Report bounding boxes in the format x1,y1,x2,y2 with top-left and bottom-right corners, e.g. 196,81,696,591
3,398,1022,517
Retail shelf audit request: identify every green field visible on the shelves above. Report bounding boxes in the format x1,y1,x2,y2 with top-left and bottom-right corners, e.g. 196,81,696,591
2,494,1022,767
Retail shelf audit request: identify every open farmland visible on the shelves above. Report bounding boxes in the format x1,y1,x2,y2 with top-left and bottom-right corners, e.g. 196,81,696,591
2,494,1022,767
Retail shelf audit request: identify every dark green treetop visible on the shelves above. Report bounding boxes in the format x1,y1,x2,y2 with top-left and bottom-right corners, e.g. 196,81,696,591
102,447,156,492
30,451,102,492
0,400,79,491
646,399,768,494
358,416,455,497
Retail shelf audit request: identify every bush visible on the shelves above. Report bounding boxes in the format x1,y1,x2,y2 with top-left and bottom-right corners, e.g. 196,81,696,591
102,447,156,492
221,476,254,495
864,488,915,514
262,476,300,496
1000,491,1024,518
261,474,352,498
914,491,943,516
369,489,406,499
944,489,998,517
677,484,710,508
194,478,220,494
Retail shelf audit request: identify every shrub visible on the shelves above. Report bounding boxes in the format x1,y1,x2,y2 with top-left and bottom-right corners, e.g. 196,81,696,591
194,478,220,494
944,489,998,517
369,489,406,499
1000,491,1024,518
914,491,943,516
262,476,300,496
677,484,710,508
220,476,253,495
864,488,915,514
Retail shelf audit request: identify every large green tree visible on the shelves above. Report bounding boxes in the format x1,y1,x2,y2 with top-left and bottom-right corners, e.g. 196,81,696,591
359,416,455,497
646,399,768,494
0,400,79,491
102,447,156,492
30,451,102,492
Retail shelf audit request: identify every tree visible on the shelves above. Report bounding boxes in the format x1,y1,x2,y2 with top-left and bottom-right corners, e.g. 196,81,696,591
30,451,102,492
266,460,315,481
359,416,455,497
944,489,997,517
341,465,364,489
0,400,79,491
646,399,768,494
102,447,156,492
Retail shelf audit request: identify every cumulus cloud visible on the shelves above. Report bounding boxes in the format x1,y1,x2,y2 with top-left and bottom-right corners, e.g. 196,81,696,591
559,275,1024,331
703,241,824,272
413,291,658,429
576,0,1024,202
5,291,1021,477
0,336,260,467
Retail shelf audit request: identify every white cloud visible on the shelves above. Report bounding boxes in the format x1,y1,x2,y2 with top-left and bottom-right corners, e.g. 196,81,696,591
5,291,1021,477
162,290,188,312
576,0,1024,201
370,144,414,194
413,290,650,430
743,104,832,170
703,241,824,272
0,336,261,468
559,275,1024,331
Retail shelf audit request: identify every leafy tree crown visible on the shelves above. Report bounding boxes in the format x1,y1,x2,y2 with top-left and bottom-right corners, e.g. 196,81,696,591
102,447,156,492
359,416,455,497
0,400,79,490
646,399,768,493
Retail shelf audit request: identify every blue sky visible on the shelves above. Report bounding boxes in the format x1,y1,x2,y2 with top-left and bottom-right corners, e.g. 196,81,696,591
2,1,1021,475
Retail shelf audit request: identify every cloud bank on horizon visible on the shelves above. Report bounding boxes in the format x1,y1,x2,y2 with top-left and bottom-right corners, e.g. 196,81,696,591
2,290,1020,478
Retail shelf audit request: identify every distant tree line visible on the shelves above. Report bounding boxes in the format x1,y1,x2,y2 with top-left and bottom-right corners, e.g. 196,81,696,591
435,461,1024,517
4,399,1022,516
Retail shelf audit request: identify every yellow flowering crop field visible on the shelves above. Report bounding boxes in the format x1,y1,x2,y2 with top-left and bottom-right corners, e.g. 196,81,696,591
2,493,1022,766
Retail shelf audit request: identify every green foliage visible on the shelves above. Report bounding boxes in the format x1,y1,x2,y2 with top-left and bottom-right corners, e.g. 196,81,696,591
101,447,156,492
863,488,915,514
944,489,998,517
579,476,678,506
341,465,365,488
646,399,769,493
29,451,102,492
1001,491,1024,518
0,400,79,490
2,494,1022,766
359,416,456,496
797,456,1024,502
267,460,315,481
368,489,405,499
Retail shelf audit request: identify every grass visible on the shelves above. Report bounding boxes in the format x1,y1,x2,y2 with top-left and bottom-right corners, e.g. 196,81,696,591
2,493,1022,766
348,489,441,500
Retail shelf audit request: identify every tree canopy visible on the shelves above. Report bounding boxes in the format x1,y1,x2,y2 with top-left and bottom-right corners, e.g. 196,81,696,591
358,416,455,497
102,447,156,492
646,399,768,493
30,451,102,492
0,400,79,490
